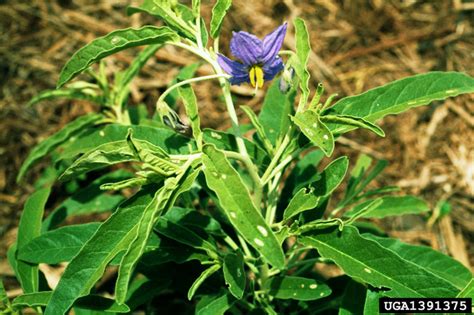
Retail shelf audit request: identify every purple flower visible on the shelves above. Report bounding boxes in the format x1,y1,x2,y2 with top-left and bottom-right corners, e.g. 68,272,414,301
217,23,287,89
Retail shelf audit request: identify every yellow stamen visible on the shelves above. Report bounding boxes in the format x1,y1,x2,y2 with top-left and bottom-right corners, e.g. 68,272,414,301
249,66,264,89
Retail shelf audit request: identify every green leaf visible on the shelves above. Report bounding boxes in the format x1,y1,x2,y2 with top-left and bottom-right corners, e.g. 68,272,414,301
363,234,472,290
13,292,129,313
258,80,295,145
188,264,221,300
155,217,217,259
17,114,102,182
28,88,102,107
59,124,192,160
291,110,334,156
344,196,430,219
192,0,201,16
125,278,171,311
42,170,130,230
164,207,225,237
241,105,274,154
202,144,285,269
264,276,331,301
223,251,246,299
115,169,197,304
457,278,474,299
321,114,385,137
364,289,387,315
127,0,195,39
195,291,235,315
202,129,269,169
44,186,157,315
338,280,366,315
178,84,202,148
210,0,232,38
18,223,100,264
299,226,459,297
284,156,348,221
293,18,311,103
17,187,51,293
140,239,209,265
328,72,474,133
57,26,179,88
0,280,11,311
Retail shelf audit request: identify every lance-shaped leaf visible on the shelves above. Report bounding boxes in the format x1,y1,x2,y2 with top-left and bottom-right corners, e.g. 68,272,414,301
291,110,334,156
202,144,285,269
299,226,459,297
28,88,102,107
327,72,474,133
115,169,200,304
264,276,331,301
363,234,472,290
164,207,225,237
57,26,179,88
241,105,273,153
178,84,202,148
196,291,235,315
16,188,51,294
210,0,232,38
13,292,129,313
127,0,195,40
18,223,100,264
344,196,429,219
59,124,192,160
223,251,246,299
17,114,102,182
293,18,311,103
120,44,161,89
44,186,157,315
165,63,200,107
284,156,348,221
188,264,221,300
321,114,385,137
258,80,296,146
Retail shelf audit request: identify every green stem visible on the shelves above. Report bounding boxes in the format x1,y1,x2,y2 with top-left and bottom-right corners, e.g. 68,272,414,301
156,74,230,107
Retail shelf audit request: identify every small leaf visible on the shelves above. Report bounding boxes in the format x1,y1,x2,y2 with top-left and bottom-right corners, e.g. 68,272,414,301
0,280,11,311
364,234,472,290
284,156,348,220
223,252,246,299
28,89,102,107
321,114,385,137
344,196,429,219
44,186,158,315
202,144,285,269
291,110,334,156
299,226,459,297
192,0,201,16
210,0,232,38
241,105,273,153
13,292,129,313
364,289,386,315
165,63,200,107
18,223,100,264
59,140,136,181
17,114,102,182
195,291,235,315
164,207,225,237
264,276,331,301
17,187,51,294
188,264,221,300
328,72,474,133
258,80,296,145
140,240,209,266
127,1,195,40
178,84,202,148
293,18,311,102
338,280,366,315
57,26,179,88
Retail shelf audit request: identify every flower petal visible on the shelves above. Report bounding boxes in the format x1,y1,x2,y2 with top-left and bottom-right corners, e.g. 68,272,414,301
217,54,250,85
230,31,263,66
261,23,287,63
263,56,284,81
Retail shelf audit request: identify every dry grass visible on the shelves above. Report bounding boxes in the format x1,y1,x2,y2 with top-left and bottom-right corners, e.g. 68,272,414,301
1,0,473,291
